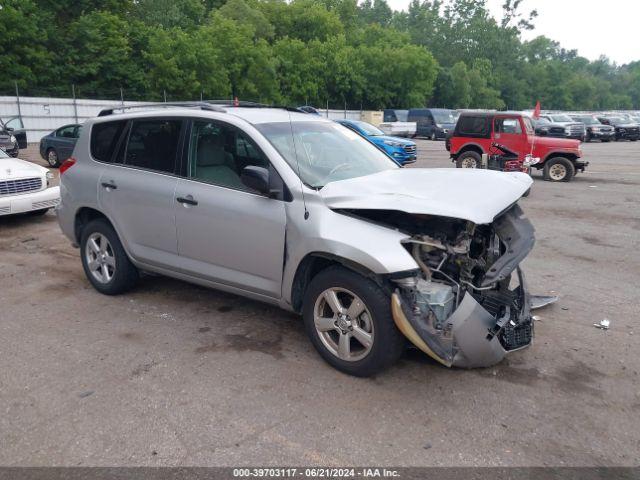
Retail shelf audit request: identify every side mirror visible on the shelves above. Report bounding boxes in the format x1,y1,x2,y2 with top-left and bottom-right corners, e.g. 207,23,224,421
241,166,271,196
5,127,13,132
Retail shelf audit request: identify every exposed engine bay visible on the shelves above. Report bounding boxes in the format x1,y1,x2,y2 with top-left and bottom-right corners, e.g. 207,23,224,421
341,204,536,368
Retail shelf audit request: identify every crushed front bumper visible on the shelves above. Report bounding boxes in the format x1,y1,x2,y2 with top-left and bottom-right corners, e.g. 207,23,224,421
392,267,533,368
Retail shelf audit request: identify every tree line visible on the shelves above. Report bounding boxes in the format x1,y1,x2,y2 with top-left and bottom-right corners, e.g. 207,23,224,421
1,0,639,110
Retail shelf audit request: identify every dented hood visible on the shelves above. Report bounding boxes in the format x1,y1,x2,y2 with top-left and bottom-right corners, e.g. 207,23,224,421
320,168,532,225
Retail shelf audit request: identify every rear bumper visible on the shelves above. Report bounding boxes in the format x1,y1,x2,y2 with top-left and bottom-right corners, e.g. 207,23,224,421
0,186,60,216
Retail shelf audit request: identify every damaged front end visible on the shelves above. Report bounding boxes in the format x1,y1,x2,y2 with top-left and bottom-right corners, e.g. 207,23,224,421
386,204,535,368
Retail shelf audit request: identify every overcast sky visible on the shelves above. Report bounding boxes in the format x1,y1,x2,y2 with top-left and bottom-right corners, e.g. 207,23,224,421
385,0,638,65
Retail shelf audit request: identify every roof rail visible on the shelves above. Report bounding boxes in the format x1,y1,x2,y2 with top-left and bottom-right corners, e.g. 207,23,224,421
205,99,302,112
205,99,268,107
98,102,226,117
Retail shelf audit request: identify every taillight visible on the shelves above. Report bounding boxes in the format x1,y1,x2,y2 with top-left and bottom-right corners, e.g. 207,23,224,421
59,157,76,175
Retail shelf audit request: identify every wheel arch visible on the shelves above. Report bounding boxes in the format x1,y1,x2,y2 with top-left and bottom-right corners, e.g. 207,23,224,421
542,151,579,163
289,252,415,314
74,207,114,245
451,143,484,160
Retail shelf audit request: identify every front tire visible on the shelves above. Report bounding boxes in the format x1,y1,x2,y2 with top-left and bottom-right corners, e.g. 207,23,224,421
46,148,60,168
80,219,139,295
456,150,481,168
543,157,575,182
430,132,437,141
302,266,405,377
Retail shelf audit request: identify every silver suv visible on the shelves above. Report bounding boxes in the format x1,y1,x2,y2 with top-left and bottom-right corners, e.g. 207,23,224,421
58,103,535,376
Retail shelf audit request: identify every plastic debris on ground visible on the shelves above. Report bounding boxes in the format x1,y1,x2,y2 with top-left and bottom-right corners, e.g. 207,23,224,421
594,319,611,330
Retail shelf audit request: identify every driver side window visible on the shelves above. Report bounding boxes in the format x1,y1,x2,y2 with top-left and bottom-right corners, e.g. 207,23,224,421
494,118,522,135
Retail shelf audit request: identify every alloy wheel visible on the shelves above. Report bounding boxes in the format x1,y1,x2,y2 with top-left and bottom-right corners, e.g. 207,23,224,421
85,232,116,284
313,287,374,362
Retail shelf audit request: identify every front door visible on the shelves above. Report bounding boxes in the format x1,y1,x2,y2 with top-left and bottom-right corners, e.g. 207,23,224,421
493,116,527,160
98,117,183,268
4,117,27,148
174,119,287,298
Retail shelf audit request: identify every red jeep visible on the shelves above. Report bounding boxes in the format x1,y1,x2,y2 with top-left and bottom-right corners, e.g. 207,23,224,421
448,111,586,182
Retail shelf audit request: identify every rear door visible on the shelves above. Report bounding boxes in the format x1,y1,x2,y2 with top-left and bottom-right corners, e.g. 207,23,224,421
97,117,183,268
174,119,287,298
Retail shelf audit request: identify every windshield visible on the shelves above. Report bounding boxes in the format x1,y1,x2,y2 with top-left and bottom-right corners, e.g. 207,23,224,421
522,117,534,134
433,110,456,124
573,116,599,125
536,118,551,125
350,121,384,136
607,117,624,123
550,115,573,122
0,148,9,158
256,121,398,189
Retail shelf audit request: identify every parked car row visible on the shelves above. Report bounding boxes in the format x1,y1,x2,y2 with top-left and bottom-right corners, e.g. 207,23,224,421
534,111,640,142
381,106,640,144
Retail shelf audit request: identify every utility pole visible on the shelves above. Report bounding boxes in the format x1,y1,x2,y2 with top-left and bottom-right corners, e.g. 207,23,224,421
72,84,79,123
14,81,22,121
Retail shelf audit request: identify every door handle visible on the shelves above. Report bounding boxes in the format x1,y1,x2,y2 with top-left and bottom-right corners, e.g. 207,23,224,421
176,195,198,206
101,181,117,190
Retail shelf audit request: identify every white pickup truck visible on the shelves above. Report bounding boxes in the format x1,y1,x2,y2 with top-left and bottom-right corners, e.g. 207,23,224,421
378,121,417,138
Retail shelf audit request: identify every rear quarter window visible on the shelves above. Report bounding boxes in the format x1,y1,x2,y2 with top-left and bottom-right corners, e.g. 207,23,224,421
90,121,127,162
456,116,490,138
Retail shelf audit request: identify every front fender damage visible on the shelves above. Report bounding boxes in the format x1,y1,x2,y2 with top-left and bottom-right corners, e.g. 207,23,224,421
389,204,535,368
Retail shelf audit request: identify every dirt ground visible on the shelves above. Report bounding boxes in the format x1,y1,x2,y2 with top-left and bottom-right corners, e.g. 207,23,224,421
1,140,639,467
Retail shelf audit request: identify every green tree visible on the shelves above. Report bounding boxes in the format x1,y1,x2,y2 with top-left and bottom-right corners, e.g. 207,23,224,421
218,0,275,40
0,0,54,92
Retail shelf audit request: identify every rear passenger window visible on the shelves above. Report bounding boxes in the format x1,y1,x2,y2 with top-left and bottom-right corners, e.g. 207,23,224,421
91,121,127,162
457,116,490,137
124,119,182,174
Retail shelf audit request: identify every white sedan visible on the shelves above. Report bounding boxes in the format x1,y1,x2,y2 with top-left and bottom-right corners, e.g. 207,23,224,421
0,149,60,216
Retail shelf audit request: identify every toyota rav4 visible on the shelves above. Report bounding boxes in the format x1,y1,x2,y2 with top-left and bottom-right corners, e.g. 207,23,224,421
58,102,536,376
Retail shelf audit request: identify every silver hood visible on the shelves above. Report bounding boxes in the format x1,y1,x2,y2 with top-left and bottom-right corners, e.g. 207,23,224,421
320,168,532,225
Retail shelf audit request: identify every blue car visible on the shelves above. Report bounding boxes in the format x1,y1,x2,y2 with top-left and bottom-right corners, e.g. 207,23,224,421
39,124,82,167
335,119,417,165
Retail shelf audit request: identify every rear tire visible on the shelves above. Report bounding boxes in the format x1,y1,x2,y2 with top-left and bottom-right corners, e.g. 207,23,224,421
456,150,481,168
302,266,405,377
80,218,139,295
543,157,575,182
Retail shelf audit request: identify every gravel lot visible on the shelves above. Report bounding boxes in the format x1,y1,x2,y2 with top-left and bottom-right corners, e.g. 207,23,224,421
1,140,639,467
